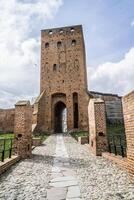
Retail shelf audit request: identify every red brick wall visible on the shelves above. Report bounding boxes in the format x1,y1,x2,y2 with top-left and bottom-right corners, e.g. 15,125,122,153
123,91,134,182
88,98,108,156
0,109,15,133
102,152,128,170
14,101,32,159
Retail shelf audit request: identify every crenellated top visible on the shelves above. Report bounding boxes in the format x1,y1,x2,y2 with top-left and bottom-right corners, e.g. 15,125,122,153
41,25,83,39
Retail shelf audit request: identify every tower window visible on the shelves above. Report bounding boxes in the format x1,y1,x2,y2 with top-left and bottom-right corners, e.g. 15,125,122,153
45,42,49,48
60,29,63,34
49,30,53,35
72,39,76,46
70,27,75,32
53,64,57,71
57,41,62,48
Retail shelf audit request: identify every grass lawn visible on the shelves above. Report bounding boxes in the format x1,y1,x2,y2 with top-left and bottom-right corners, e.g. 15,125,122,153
70,131,89,139
33,134,49,142
0,133,14,161
107,123,125,136
0,133,14,139
106,123,126,156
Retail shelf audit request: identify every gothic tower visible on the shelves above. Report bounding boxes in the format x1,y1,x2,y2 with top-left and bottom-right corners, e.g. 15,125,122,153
34,25,89,133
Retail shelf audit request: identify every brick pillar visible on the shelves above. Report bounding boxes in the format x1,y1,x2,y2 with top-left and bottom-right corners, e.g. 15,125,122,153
14,101,32,158
66,94,73,131
88,98,107,156
123,91,134,182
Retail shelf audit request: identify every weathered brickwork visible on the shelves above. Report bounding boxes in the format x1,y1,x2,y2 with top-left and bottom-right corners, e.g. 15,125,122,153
90,91,124,123
102,152,128,170
0,109,15,133
32,91,46,133
14,101,32,158
33,25,89,133
123,91,134,182
88,98,108,156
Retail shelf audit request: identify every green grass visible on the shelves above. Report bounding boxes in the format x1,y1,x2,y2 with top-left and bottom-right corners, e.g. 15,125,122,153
107,123,125,136
33,134,49,142
70,131,89,139
0,134,14,161
106,123,126,156
0,133,14,139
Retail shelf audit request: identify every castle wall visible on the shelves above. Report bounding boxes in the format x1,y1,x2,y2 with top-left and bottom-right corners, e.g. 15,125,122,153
90,91,123,123
88,98,107,156
123,91,134,182
0,108,15,133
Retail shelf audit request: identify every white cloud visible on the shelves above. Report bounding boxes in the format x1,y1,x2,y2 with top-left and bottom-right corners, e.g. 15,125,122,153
130,20,134,27
88,47,134,96
0,0,63,108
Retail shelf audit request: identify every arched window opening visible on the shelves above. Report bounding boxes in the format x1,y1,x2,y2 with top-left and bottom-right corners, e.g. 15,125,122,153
70,27,75,32
45,42,49,48
49,30,53,35
53,64,57,71
73,92,79,128
57,41,62,48
72,39,76,46
60,29,63,34
54,101,67,133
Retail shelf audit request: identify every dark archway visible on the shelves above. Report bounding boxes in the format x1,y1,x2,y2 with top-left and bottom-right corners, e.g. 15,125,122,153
54,101,67,133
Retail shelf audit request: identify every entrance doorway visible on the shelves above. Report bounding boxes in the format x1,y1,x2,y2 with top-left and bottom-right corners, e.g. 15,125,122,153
54,101,67,133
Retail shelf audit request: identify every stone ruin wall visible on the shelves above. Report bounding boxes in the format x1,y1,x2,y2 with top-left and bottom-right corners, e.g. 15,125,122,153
0,108,15,133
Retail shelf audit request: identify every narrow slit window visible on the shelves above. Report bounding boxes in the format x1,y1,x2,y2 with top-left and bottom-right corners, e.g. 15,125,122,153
53,64,57,71
57,41,62,48
72,39,76,46
45,42,49,48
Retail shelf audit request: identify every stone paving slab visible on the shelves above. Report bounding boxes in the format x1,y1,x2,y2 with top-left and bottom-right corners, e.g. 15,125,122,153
47,135,81,199
67,186,81,198
47,187,67,200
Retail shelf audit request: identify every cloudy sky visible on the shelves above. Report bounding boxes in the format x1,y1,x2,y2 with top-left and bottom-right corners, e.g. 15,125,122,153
0,0,134,108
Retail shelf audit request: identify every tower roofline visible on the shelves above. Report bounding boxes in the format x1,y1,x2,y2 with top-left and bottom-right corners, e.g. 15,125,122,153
41,24,82,32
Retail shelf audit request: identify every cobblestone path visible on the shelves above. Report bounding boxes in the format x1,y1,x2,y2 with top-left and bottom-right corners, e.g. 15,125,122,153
0,134,134,200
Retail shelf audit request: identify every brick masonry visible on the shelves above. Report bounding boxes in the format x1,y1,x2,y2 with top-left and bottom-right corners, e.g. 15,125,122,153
14,101,32,159
102,152,128,170
33,25,89,133
123,90,134,182
90,91,123,124
0,109,15,133
32,138,42,147
0,155,20,175
88,98,108,156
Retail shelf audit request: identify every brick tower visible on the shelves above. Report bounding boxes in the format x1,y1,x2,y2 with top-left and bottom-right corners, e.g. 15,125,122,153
33,25,89,133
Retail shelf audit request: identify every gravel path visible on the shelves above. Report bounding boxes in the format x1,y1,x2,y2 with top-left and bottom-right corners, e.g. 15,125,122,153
0,134,134,200
0,135,56,200
64,134,134,200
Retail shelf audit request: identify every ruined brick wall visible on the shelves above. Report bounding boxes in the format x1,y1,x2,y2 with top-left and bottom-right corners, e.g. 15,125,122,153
39,25,89,132
32,91,46,133
88,98,107,156
0,109,15,133
14,101,32,158
123,91,134,182
90,91,124,123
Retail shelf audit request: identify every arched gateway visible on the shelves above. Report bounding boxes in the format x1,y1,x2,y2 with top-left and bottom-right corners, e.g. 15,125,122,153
33,25,89,133
54,101,67,133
